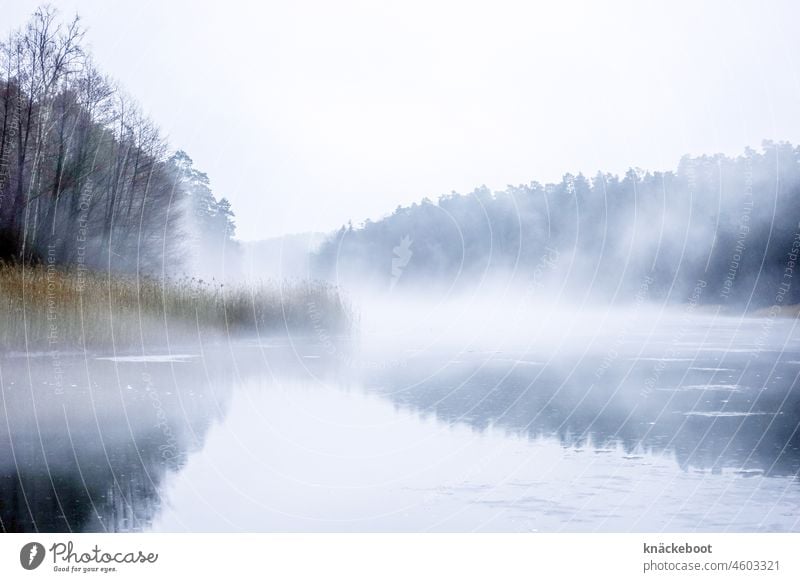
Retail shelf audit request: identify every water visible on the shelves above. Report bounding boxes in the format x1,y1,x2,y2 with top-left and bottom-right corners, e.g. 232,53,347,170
2,310,800,532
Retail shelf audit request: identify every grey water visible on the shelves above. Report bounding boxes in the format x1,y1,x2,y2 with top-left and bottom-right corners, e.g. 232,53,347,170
2,309,800,532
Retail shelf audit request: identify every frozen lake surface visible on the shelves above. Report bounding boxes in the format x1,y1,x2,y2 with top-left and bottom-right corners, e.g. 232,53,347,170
2,310,800,532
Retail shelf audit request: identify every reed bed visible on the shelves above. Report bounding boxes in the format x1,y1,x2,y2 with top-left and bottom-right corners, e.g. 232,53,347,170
0,264,353,351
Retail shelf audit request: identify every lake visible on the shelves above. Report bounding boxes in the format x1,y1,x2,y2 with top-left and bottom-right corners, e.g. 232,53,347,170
2,306,800,532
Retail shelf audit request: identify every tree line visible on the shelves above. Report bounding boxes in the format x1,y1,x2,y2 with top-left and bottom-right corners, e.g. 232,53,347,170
314,141,800,308
0,6,236,276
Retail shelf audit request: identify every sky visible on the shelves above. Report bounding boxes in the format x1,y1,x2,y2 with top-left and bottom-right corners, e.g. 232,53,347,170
4,0,800,240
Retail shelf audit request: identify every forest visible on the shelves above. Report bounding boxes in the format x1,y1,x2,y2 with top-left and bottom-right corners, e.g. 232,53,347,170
314,142,800,309
0,6,236,276
4,6,797,326
0,7,349,349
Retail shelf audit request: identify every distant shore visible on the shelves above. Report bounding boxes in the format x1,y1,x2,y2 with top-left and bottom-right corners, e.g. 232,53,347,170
693,303,800,319
749,304,800,319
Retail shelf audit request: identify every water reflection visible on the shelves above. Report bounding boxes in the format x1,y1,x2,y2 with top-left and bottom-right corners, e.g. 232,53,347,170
366,326,800,479
0,342,337,532
2,315,800,532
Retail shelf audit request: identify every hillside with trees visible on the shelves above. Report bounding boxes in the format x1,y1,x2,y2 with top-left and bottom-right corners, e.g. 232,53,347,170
0,6,236,276
314,142,800,309
0,7,350,350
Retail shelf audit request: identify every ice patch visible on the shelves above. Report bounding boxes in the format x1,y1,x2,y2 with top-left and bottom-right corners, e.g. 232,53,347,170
96,354,199,363
683,411,777,418
679,384,745,392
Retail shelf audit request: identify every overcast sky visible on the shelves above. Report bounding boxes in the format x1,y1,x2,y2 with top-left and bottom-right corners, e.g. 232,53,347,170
5,0,800,240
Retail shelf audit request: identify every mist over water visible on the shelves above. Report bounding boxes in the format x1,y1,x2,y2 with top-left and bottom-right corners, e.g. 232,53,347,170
3,4,800,538
5,148,800,532
3,296,800,532
7,167,800,532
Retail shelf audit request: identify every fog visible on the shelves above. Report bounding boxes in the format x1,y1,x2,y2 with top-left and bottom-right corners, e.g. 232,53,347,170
7,0,800,240
4,2,800,535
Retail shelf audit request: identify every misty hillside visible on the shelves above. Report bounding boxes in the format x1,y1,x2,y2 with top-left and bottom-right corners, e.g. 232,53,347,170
314,142,800,309
0,7,353,350
241,232,325,281
0,7,236,277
